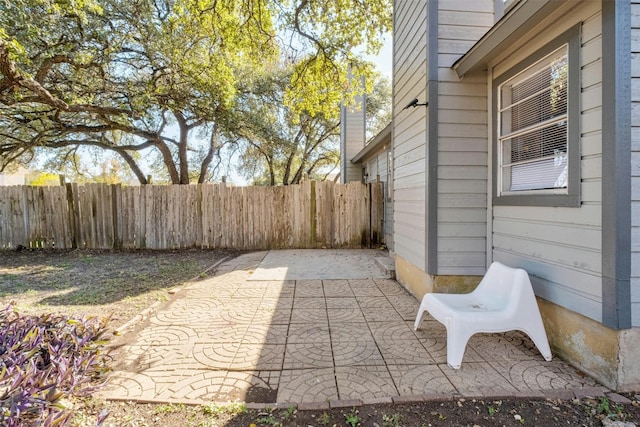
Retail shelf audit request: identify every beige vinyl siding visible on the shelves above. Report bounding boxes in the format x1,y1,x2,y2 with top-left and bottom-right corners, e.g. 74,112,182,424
631,0,640,326
393,0,427,269
491,3,604,322
436,0,493,275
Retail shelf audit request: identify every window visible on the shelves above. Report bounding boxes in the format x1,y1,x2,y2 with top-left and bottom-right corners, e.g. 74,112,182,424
493,25,580,207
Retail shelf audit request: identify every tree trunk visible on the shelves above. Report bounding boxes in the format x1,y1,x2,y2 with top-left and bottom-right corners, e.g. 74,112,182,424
155,140,180,183
174,111,190,184
199,123,220,183
114,148,148,184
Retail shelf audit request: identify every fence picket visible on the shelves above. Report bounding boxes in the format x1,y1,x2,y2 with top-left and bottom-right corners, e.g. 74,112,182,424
0,182,383,250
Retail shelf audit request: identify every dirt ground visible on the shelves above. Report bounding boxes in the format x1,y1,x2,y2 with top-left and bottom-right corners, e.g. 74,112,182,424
2,249,640,426
76,394,640,426
0,248,235,330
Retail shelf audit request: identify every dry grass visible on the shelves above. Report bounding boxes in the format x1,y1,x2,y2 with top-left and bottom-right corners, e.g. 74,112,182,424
0,248,233,330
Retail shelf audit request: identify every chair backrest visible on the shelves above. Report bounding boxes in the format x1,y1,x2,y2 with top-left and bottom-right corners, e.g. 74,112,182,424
474,262,533,309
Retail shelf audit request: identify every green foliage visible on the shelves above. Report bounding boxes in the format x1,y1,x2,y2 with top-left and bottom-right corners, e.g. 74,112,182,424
234,65,389,185
319,411,331,425
382,412,401,427
283,405,297,420
256,410,280,426
0,0,103,60
344,409,361,427
234,65,341,185
155,403,185,415
594,397,625,420
278,0,392,118
366,75,392,139
0,0,391,184
201,401,247,416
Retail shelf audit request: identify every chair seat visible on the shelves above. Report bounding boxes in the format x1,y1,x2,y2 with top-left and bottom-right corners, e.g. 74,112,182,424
428,293,505,312
414,262,552,369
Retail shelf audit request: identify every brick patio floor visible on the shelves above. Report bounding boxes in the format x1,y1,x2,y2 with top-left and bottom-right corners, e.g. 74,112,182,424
99,251,605,406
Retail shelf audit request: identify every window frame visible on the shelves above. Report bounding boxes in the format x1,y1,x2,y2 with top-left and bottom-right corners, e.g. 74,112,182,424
492,24,581,207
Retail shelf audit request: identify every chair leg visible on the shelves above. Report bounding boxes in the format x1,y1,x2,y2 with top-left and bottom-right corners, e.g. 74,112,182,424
523,323,552,362
446,324,473,369
414,306,427,331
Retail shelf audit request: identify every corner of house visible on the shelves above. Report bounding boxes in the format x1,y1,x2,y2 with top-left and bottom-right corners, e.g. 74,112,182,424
617,328,640,392
538,298,620,390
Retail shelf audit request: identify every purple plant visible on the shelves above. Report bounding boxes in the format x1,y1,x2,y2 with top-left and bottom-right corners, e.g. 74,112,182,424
0,305,111,426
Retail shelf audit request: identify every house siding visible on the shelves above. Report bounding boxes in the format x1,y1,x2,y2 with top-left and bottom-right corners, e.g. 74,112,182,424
490,2,604,322
340,95,366,183
631,0,640,327
436,0,494,275
393,0,427,270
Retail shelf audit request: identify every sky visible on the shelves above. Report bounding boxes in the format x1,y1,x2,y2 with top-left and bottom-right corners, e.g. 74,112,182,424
367,35,392,80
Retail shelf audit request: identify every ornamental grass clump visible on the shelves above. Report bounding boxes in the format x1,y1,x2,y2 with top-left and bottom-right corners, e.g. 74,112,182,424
0,305,111,426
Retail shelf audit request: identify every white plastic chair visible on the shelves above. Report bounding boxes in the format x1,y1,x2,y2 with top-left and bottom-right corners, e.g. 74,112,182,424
414,262,552,369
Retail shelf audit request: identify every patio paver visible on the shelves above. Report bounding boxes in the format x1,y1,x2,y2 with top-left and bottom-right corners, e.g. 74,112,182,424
99,250,605,405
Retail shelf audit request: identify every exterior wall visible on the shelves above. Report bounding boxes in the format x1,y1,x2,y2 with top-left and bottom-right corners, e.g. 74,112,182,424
538,298,619,390
489,2,604,323
340,94,366,183
392,0,427,271
436,0,494,275
393,0,495,290
0,171,27,186
392,0,640,392
631,0,640,327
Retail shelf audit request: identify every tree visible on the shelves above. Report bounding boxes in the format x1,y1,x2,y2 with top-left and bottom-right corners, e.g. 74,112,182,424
365,75,392,140
231,67,337,185
233,68,390,185
0,0,392,184
1,0,277,184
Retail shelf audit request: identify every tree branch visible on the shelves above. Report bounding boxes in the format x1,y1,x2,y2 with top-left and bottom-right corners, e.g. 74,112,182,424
0,40,69,110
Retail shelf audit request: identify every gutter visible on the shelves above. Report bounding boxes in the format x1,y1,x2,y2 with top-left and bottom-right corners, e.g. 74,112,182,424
452,0,569,78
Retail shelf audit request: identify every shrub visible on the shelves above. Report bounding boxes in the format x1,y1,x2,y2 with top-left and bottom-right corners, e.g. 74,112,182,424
0,305,111,426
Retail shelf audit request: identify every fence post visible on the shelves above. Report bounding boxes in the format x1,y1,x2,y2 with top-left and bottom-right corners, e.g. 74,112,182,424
111,184,122,249
65,183,78,249
310,180,317,247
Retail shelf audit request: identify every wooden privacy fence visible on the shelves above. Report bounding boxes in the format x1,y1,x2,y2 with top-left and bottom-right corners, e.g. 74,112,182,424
0,181,383,250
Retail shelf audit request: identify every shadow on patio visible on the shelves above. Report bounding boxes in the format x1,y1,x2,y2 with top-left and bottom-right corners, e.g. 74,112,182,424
100,250,603,406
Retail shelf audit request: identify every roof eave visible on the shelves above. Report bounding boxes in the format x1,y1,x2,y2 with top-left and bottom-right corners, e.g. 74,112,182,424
351,122,392,165
452,0,570,79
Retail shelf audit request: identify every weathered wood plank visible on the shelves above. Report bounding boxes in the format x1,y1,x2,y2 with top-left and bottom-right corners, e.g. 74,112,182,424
0,181,380,250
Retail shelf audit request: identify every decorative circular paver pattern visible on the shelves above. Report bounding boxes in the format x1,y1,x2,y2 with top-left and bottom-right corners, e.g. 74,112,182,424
388,365,458,396
284,342,334,369
277,368,338,403
101,250,610,405
332,340,384,367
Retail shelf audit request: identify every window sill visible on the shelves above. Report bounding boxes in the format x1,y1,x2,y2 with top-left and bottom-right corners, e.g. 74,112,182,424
493,193,581,207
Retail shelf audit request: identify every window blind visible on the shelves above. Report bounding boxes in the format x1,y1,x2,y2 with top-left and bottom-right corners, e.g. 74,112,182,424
498,45,569,193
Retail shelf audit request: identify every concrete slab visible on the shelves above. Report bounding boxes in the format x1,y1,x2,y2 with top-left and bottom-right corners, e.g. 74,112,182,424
249,249,390,280
100,250,608,406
